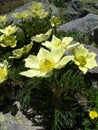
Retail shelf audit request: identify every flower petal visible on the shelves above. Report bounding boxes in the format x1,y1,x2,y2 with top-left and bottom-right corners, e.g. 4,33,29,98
67,42,80,50
86,52,97,69
55,56,73,69
20,69,40,77
52,35,61,43
78,66,88,74
73,45,88,58
51,47,65,63
24,55,39,69
62,37,73,46
42,41,53,49
37,47,50,59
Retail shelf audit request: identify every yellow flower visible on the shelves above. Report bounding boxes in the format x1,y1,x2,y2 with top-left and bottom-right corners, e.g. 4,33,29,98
0,25,18,36
72,45,97,74
42,35,79,50
29,2,43,11
20,47,73,78
50,15,61,27
9,42,33,59
0,15,7,23
0,35,17,48
32,29,52,42
28,2,48,19
0,60,8,83
89,110,98,119
12,11,29,19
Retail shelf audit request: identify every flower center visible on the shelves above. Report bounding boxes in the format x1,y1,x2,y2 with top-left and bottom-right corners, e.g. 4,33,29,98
77,56,86,66
7,29,12,34
40,58,55,72
54,41,62,47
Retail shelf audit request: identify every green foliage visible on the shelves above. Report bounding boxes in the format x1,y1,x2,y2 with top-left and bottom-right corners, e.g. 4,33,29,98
57,29,93,45
53,0,65,7
52,109,75,130
15,65,91,129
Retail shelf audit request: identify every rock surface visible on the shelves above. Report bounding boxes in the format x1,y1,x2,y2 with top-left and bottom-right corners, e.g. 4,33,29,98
63,0,98,19
0,111,43,130
58,13,98,32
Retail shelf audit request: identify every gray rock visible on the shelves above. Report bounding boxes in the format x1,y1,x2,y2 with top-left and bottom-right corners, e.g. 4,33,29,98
0,111,43,130
58,13,98,32
63,0,98,19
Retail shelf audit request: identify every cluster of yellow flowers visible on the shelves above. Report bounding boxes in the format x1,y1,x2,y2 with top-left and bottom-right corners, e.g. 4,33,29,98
12,2,49,20
20,33,97,77
0,1,97,83
0,25,18,48
28,2,48,19
12,1,61,28
89,110,98,119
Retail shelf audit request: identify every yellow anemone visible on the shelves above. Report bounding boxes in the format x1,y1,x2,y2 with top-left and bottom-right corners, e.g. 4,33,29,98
20,47,73,78
50,15,61,27
0,35,17,48
72,45,97,74
32,29,52,42
0,25,18,36
42,35,79,50
9,42,33,59
12,11,29,19
28,2,48,19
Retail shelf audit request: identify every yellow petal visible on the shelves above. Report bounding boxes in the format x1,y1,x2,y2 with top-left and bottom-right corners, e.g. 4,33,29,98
24,55,39,69
73,45,88,58
51,47,65,63
20,69,40,77
37,48,50,60
55,56,73,69
62,37,73,46
42,41,53,50
78,66,88,74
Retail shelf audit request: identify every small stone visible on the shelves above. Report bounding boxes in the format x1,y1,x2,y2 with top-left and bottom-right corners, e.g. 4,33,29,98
94,4,98,9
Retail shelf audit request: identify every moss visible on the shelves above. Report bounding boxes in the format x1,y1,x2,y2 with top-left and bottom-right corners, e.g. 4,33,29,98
0,0,31,14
